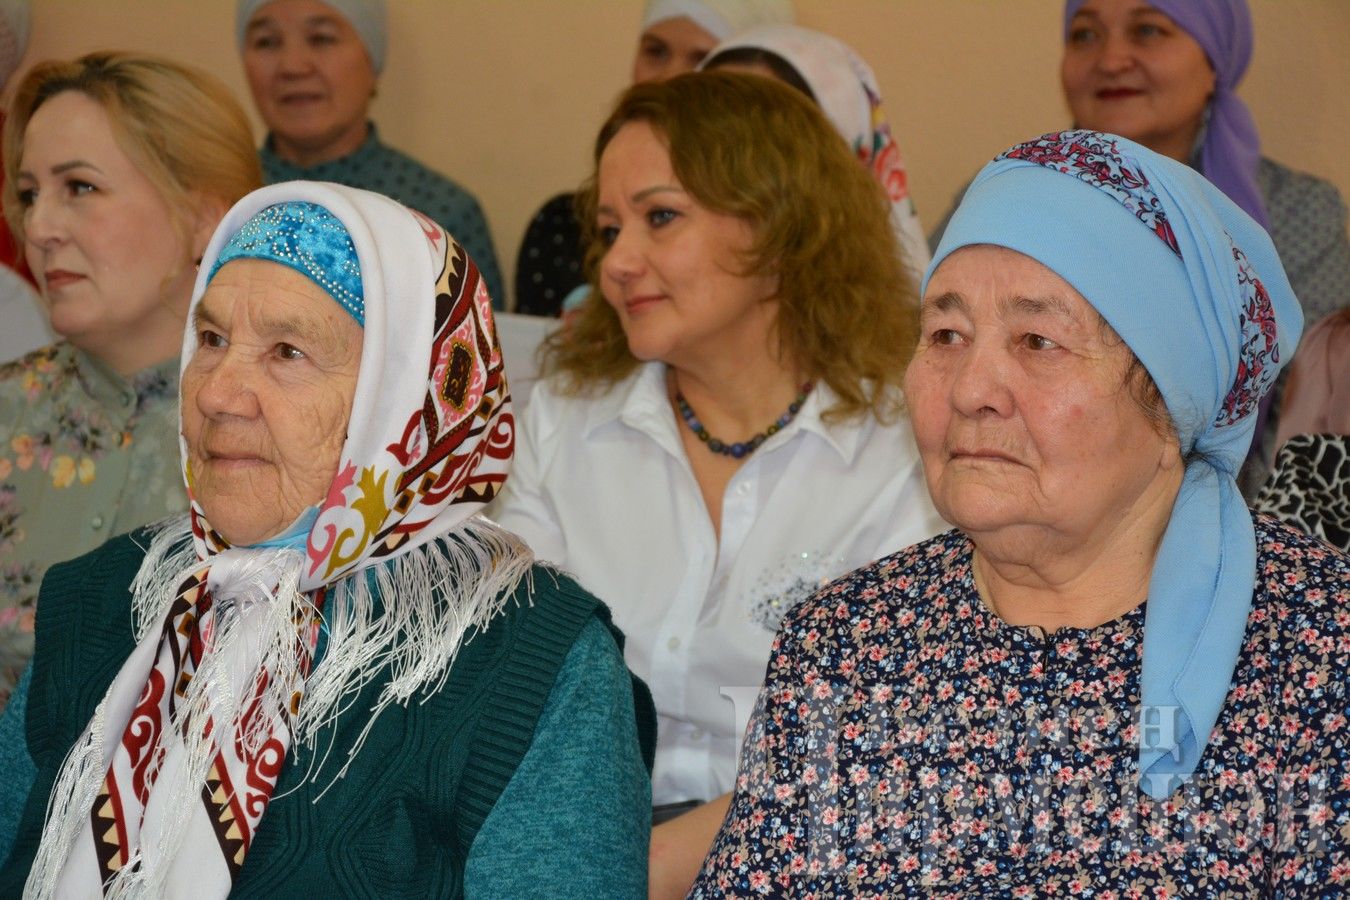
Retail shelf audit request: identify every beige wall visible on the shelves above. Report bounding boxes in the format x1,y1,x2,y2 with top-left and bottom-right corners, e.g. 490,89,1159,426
16,1,1349,304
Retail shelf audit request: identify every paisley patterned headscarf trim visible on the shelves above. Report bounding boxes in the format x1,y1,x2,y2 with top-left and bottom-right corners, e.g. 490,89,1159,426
1063,0,1267,228
701,23,930,280
208,200,366,326
928,130,1302,800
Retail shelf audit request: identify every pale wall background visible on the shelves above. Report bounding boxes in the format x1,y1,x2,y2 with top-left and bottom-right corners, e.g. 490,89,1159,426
16,0,1349,306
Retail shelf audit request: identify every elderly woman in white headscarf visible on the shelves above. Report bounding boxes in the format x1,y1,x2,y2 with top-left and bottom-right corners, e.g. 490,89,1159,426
515,0,795,317
701,23,930,283
0,183,652,898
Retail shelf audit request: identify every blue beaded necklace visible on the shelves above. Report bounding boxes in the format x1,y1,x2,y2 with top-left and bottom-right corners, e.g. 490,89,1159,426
676,382,814,459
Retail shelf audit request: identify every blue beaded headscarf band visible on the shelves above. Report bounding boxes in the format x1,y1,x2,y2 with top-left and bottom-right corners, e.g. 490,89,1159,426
207,200,365,326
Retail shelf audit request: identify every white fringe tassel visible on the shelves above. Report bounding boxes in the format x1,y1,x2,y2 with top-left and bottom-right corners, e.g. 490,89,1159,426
23,696,111,899
24,513,533,899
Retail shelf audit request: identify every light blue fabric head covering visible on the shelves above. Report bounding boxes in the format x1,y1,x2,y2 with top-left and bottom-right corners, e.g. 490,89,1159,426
237,0,387,73
927,130,1302,800
208,199,365,326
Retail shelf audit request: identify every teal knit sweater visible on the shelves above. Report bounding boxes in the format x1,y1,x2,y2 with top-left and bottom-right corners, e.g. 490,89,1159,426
0,531,652,897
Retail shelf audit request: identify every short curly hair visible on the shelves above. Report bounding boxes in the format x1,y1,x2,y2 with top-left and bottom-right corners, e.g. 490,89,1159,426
543,71,919,423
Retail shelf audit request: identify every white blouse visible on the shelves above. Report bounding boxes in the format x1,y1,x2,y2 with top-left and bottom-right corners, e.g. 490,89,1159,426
489,363,946,805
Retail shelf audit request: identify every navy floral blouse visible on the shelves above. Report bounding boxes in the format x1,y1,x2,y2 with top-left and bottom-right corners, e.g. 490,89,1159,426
693,518,1349,898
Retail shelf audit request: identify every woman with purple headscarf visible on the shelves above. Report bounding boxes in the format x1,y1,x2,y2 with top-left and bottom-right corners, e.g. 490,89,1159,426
1060,0,1347,326
1061,0,1349,493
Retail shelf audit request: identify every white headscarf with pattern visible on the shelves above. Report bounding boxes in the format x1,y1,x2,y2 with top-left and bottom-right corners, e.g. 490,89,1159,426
704,24,930,283
25,182,529,899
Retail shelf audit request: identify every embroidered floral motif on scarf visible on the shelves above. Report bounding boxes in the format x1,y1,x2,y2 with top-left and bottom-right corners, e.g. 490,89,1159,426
1219,235,1281,427
860,83,910,206
998,130,1181,256
304,211,509,583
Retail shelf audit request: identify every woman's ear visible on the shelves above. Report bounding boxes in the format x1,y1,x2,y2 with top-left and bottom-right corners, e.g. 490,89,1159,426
189,194,231,265
1159,427,1184,472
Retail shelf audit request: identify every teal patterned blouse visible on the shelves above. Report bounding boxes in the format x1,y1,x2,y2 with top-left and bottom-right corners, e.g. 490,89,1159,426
0,343,185,708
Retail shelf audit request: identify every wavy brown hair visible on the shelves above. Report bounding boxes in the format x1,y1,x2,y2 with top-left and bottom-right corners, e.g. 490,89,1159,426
543,71,919,423
4,51,261,250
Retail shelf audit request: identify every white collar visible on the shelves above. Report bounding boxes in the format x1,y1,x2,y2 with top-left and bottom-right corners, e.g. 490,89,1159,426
582,361,870,466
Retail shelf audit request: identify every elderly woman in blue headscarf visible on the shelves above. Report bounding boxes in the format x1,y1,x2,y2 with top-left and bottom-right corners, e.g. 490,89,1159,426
0,182,652,897
1060,0,1350,490
691,131,1349,896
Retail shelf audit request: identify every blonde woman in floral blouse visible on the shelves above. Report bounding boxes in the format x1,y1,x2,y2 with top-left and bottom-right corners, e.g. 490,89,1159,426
0,53,260,707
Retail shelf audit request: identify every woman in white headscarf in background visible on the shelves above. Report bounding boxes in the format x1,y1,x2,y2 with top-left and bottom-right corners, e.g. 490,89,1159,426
701,23,931,284
235,0,506,305
514,0,795,317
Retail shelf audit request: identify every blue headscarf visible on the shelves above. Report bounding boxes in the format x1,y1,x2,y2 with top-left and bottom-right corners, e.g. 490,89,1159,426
208,200,365,326
1063,0,1267,229
927,130,1302,799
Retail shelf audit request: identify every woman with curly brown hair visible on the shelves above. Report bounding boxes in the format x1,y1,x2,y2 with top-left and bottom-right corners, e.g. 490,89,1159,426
490,70,944,896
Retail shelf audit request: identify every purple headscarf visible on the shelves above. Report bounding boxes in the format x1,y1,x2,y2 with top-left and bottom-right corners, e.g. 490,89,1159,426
1063,0,1268,229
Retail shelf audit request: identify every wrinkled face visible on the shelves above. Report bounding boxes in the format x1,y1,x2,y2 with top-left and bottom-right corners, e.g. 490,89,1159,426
632,16,719,83
904,245,1177,543
242,0,376,162
596,121,778,370
17,91,198,363
182,258,363,546
1061,0,1216,159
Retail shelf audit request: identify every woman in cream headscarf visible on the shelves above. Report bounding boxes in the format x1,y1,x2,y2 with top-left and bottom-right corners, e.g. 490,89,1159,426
0,182,652,897
515,0,795,316
702,23,930,283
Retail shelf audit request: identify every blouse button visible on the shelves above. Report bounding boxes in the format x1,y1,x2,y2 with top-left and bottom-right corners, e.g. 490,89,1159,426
90,514,105,529
667,636,681,651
